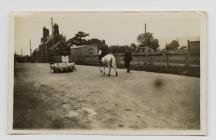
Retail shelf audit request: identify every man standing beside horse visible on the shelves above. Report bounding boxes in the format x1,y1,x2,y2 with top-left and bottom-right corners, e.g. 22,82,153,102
124,47,133,73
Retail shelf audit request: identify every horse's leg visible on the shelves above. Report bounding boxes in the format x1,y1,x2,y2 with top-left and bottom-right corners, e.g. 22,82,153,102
112,57,118,76
108,64,111,76
114,65,118,76
103,65,106,75
99,63,103,74
108,57,114,77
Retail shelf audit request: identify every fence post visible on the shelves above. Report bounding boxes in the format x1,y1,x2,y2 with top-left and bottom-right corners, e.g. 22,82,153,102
166,53,169,68
185,50,190,74
138,55,140,66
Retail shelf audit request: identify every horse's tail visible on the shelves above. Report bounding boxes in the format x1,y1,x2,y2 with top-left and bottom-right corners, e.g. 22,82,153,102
110,55,116,67
110,57,113,67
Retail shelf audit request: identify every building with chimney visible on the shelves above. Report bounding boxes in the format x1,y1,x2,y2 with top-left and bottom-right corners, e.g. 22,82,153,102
32,23,67,62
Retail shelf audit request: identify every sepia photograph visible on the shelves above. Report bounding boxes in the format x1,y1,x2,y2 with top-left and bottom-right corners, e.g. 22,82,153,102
8,12,207,135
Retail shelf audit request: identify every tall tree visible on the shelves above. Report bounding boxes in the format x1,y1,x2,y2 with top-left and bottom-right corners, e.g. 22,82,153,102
165,40,180,50
67,31,89,46
137,32,159,51
109,45,120,53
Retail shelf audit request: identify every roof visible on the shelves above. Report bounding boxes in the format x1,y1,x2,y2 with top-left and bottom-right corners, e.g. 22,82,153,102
71,45,86,49
71,44,97,49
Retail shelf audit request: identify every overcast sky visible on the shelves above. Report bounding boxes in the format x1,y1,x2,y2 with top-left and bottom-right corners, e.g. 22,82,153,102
14,12,201,55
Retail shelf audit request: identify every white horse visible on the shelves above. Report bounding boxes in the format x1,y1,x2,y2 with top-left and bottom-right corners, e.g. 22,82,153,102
99,50,118,77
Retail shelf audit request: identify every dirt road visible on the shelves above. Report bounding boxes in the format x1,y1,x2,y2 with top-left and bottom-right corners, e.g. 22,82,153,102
13,63,200,130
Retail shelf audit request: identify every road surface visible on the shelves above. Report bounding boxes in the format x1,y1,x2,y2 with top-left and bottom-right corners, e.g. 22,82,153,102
13,63,200,130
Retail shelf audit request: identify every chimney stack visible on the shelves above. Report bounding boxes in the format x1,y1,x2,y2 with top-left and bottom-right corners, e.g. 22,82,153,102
51,17,54,34
144,23,147,35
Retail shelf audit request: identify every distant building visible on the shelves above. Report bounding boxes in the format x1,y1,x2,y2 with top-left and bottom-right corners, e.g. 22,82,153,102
188,40,200,54
136,46,154,55
70,44,99,65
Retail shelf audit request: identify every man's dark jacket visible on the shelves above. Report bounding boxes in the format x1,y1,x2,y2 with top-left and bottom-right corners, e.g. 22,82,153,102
124,50,132,62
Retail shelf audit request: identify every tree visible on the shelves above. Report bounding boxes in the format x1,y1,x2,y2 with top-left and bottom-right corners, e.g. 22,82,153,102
67,31,89,46
165,40,180,50
119,45,129,53
109,45,120,53
137,32,159,51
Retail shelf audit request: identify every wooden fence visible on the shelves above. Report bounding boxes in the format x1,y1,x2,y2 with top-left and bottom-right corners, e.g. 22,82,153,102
70,52,200,76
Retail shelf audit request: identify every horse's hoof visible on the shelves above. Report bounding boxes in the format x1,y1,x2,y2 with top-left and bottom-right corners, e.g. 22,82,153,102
107,74,110,77
116,74,118,77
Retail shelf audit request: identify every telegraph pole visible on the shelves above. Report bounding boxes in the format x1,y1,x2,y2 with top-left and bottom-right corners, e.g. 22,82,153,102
29,40,32,55
144,23,147,35
29,40,33,62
